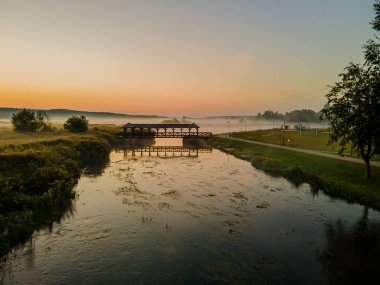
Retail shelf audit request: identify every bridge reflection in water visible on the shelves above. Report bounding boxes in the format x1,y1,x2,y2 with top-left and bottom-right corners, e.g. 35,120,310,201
118,146,213,158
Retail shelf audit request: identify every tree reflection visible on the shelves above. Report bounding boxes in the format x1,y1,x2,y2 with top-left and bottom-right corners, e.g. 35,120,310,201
318,207,380,284
0,199,76,277
82,156,110,176
113,138,155,149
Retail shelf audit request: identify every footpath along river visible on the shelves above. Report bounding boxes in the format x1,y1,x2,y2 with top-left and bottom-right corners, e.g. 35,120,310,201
1,139,380,284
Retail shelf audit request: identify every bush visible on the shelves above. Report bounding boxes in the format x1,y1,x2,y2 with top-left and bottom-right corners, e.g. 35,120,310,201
64,115,89,132
11,109,50,132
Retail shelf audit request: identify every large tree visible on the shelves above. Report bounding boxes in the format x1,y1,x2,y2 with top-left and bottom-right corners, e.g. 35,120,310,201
321,1,380,179
321,63,380,179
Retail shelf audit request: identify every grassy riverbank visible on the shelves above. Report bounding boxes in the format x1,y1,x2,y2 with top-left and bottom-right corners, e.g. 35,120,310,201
209,137,380,209
0,128,115,259
231,129,348,153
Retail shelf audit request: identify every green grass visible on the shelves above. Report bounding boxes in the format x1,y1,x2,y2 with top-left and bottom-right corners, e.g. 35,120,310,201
231,129,346,153
210,137,380,209
0,124,123,147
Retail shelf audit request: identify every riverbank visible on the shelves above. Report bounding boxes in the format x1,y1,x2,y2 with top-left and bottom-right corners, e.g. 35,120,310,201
230,129,336,152
209,137,380,210
0,129,114,259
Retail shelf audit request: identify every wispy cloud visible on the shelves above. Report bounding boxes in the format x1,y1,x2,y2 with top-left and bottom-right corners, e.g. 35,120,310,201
234,53,254,69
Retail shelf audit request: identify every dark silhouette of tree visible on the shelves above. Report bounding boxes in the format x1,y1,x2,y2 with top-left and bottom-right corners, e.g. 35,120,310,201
321,1,380,179
321,63,380,179
63,115,89,132
256,109,321,122
371,0,380,31
35,111,51,130
256,110,284,120
285,109,320,122
11,109,47,132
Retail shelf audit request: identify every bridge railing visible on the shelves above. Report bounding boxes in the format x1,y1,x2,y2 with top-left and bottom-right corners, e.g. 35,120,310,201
119,131,213,138
119,146,213,153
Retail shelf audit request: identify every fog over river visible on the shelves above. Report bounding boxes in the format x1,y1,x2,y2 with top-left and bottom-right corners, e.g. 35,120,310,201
0,116,324,134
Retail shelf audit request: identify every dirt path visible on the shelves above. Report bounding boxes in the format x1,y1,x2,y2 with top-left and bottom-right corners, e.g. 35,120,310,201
216,135,380,168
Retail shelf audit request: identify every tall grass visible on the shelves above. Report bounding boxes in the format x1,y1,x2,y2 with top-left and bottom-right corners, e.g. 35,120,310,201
0,135,111,259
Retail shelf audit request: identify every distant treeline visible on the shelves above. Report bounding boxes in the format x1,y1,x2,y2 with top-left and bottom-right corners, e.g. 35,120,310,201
256,109,322,122
206,109,323,123
1,107,322,122
0,108,164,120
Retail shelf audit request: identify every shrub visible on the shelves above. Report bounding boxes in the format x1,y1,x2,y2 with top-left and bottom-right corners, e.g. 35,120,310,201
11,109,50,132
63,115,89,132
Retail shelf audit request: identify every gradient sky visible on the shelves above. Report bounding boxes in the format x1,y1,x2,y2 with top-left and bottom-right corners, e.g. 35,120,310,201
0,0,376,116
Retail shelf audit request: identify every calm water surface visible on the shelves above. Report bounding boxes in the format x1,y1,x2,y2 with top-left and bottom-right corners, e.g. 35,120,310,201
1,140,379,284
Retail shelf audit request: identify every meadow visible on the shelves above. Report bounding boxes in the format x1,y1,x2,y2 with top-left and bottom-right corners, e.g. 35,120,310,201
231,129,348,153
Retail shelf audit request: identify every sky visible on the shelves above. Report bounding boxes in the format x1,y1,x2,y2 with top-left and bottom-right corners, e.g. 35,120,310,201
0,0,376,116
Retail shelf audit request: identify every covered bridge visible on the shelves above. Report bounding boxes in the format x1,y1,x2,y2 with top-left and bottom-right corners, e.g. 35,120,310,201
121,123,212,138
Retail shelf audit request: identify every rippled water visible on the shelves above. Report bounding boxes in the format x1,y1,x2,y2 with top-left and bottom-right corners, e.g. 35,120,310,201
1,141,380,284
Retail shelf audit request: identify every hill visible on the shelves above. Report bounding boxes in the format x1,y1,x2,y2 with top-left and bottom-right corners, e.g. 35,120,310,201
0,108,164,120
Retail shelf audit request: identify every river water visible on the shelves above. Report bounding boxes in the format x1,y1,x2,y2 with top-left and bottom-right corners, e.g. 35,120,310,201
1,139,379,284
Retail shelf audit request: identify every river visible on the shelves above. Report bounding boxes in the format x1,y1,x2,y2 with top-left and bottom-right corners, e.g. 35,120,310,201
1,139,379,284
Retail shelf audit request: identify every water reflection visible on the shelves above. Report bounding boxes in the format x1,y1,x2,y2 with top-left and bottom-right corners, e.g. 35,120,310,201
1,147,380,284
119,145,213,158
318,206,380,284
1,200,76,272
0,150,110,267
82,157,110,177
114,137,212,158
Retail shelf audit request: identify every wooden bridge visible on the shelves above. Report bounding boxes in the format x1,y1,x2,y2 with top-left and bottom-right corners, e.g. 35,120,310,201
121,123,212,138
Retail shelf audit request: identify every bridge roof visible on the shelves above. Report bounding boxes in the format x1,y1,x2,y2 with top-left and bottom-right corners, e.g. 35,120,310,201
122,123,200,129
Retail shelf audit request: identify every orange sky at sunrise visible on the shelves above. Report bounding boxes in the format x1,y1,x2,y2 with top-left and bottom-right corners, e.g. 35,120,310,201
0,0,374,116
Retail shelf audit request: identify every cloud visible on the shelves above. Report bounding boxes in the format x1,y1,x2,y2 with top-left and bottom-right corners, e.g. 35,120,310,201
234,53,254,69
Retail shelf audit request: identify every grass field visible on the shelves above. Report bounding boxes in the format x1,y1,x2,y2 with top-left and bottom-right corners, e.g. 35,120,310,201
231,129,348,153
0,124,122,147
209,137,380,210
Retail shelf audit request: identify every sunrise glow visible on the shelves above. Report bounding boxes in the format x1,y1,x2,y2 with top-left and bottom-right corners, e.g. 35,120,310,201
0,0,374,116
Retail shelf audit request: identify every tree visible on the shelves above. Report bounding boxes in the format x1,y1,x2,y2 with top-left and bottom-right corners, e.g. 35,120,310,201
11,109,51,132
371,0,380,31
36,111,51,130
284,109,320,122
321,1,380,179
321,63,380,179
63,115,89,132
256,110,284,120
